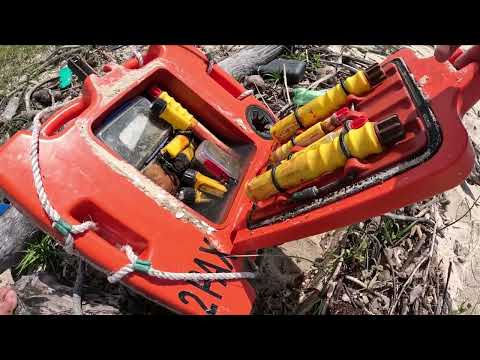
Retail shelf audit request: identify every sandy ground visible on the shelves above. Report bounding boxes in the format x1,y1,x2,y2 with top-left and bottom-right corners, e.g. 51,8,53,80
437,103,480,314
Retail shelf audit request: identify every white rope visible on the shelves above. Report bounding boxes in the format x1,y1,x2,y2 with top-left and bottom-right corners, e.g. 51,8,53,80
30,103,256,283
107,245,257,283
30,102,96,254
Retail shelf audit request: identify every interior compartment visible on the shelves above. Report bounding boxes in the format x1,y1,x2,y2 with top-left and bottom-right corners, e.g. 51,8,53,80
91,68,256,224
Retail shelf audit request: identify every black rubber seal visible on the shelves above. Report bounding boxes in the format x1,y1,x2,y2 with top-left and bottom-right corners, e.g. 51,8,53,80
338,129,352,159
271,166,286,193
343,120,352,132
293,108,306,129
339,78,350,96
245,105,274,140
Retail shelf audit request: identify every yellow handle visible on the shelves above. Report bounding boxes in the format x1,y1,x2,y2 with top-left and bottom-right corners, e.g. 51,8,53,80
158,91,198,131
270,71,371,143
195,172,228,198
195,190,213,204
246,122,383,201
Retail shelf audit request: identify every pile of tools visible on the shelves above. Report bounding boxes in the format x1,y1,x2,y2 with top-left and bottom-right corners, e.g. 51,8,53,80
245,62,406,210
96,84,242,222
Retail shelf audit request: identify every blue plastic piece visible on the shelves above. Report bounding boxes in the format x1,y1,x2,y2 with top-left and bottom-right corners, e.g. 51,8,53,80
0,203,11,217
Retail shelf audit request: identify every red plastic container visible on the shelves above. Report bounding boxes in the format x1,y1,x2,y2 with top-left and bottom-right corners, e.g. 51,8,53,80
0,46,478,314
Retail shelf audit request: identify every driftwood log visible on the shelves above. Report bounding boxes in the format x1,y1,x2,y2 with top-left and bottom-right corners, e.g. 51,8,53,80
13,272,121,315
0,96,20,125
0,45,285,314
0,205,39,273
218,45,286,79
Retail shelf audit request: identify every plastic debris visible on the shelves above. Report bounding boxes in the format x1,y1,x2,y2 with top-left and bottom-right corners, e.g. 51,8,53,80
292,88,329,106
0,203,11,217
59,65,73,89
258,58,306,84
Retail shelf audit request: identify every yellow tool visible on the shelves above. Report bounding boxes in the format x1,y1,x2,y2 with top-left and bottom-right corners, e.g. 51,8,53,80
150,88,233,154
154,91,197,131
246,115,404,202
269,112,344,164
173,143,195,173
178,187,213,205
182,169,228,198
270,63,386,143
181,143,195,160
161,134,190,158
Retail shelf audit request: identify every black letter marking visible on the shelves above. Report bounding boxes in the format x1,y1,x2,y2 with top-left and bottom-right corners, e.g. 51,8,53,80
199,238,234,270
178,291,218,315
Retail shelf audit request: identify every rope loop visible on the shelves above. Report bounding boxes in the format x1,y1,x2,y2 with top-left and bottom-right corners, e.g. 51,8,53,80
107,245,257,284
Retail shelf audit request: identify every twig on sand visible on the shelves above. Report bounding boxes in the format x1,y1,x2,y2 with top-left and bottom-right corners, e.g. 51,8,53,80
388,256,428,314
440,193,480,231
253,83,276,116
384,212,433,224
72,259,84,315
320,249,345,314
315,59,359,73
422,207,438,283
307,71,337,90
283,64,291,105
440,261,453,314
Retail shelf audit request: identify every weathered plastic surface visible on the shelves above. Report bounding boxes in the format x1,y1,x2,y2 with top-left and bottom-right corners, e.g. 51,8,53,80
0,46,478,314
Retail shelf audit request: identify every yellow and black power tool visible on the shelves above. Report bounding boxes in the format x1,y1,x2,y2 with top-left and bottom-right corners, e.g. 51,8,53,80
182,169,228,198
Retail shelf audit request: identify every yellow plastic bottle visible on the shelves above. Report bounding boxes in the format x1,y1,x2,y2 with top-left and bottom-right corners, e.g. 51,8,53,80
246,116,403,202
270,64,385,144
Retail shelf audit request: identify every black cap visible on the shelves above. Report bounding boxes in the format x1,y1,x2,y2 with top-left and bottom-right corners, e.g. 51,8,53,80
178,187,196,205
364,63,386,87
182,169,197,187
150,98,167,119
173,153,191,173
374,115,405,147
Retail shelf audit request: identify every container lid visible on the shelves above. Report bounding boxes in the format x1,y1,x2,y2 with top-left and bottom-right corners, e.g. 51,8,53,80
95,96,171,169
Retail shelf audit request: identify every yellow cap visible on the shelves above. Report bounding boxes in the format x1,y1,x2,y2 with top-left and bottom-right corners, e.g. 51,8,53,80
161,135,190,158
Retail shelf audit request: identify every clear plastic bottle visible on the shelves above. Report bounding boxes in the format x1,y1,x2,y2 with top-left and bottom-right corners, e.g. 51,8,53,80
195,140,240,182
